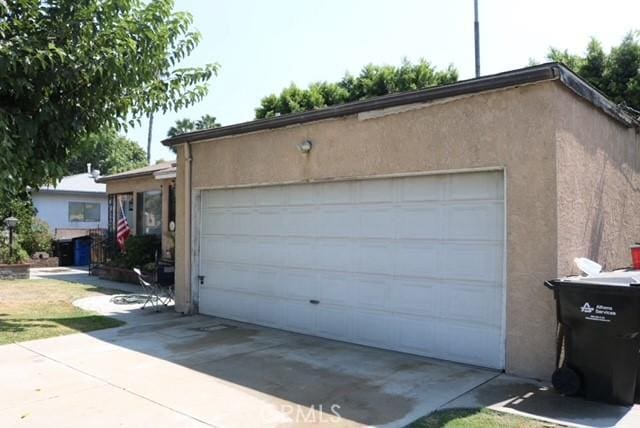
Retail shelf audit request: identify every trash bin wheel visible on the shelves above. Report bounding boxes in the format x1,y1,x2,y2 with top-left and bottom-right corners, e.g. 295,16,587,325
552,366,581,396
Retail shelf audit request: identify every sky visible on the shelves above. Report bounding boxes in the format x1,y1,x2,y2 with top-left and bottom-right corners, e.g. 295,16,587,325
129,0,640,162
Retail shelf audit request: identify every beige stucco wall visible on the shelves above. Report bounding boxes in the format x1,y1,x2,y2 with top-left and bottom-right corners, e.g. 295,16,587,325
175,81,565,379
555,86,640,276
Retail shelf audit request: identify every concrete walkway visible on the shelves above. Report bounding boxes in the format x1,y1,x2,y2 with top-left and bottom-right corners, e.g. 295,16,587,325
443,374,640,428
1,293,498,427
11,270,640,427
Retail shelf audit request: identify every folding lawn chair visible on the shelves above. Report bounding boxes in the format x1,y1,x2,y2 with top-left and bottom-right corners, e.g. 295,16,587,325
133,268,159,309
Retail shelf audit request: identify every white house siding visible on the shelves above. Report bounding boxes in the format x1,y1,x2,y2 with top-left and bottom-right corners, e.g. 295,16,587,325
32,192,108,231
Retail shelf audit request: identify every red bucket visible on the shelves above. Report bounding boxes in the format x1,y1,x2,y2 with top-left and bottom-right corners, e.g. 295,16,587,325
631,245,640,270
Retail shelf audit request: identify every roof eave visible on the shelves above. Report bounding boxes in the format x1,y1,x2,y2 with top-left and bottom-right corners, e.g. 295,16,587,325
35,189,106,196
96,170,155,183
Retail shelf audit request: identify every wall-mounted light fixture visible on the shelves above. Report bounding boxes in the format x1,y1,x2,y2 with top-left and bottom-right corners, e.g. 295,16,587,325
297,140,312,154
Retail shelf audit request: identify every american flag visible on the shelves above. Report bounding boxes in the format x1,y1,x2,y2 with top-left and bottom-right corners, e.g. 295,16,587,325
116,202,131,251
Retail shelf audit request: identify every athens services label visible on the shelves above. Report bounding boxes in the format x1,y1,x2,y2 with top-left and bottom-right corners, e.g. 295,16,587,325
580,302,616,322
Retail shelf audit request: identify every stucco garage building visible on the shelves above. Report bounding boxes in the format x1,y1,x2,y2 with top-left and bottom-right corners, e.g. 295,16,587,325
164,63,640,380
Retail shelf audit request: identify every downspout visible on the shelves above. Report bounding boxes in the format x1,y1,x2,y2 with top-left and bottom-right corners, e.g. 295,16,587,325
184,142,193,314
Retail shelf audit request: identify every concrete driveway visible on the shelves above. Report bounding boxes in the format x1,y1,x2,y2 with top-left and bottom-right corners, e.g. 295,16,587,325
0,296,498,427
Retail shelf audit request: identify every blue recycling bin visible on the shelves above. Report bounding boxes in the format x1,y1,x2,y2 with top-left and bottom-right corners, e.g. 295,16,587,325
73,238,92,266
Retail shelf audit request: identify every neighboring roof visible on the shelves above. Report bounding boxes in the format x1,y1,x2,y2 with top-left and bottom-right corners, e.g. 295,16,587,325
96,161,176,183
38,173,105,195
53,228,91,241
153,165,176,180
162,62,639,148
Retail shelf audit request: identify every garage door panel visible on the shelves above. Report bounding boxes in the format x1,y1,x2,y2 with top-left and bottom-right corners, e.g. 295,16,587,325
394,242,441,278
359,206,395,238
354,276,389,310
440,322,502,369
441,242,502,282
255,297,283,327
444,284,502,326
357,240,394,275
390,281,440,317
319,207,356,237
448,171,503,201
317,306,352,340
199,288,256,323
358,179,395,203
282,269,316,301
287,184,315,205
396,316,442,356
353,310,395,347
203,189,231,208
247,266,280,296
447,203,502,240
226,237,255,265
283,301,317,334
396,205,442,239
202,209,231,235
319,273,355,306
231,187,255,207
318,181,354,204
201,237,228,262
286,238,315,268
256,185,286,206
230,208,257,234
399,175,445,201
316,239,354,272
254,238,285,267
199,172,505,369
225,265,258,293
202,262,232,290
255,209,284,236
286,208,317,237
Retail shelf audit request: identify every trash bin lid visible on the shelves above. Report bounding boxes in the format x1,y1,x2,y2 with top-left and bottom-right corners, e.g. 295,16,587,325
557,270,640,286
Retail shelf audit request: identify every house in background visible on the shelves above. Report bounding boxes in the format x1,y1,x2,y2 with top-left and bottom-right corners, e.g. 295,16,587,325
96,161,176,260
32,166,108,238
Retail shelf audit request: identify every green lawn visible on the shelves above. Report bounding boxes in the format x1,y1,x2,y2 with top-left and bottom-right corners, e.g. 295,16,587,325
409,408,563,428
0,279,124,345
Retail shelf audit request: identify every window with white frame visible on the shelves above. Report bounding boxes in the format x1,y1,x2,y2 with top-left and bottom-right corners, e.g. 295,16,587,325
68,202,101,222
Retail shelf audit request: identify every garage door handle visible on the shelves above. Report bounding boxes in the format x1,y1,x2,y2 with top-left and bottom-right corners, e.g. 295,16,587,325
309,299,320,305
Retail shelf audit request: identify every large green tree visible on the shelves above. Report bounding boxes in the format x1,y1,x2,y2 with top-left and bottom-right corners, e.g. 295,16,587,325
0,0,218,207
547,32,640,111
66,129,148,176
255,59,458,119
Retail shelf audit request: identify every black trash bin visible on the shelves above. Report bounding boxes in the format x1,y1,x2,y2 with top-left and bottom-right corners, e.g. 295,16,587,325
545,276,640,406
156,261,175,286
55,240,74,266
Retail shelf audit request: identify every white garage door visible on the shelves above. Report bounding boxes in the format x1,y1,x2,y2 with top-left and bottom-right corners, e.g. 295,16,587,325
198,171,505,368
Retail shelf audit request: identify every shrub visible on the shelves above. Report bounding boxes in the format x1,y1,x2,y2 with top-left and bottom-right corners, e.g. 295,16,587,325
20,218,53,256
124,234,161,268
0,243,29,264
105,235,161,270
